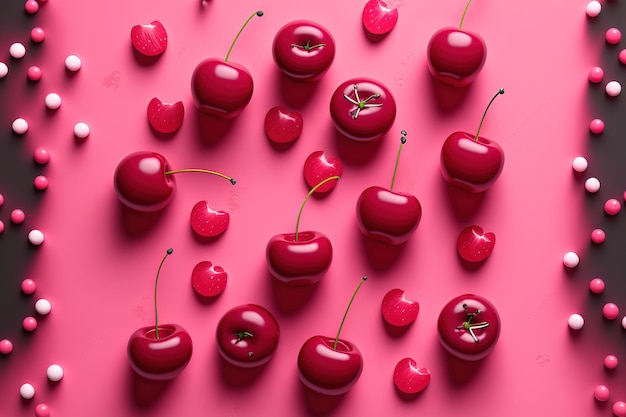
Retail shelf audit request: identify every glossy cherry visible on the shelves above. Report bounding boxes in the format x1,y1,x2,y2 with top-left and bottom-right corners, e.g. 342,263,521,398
381,288,419,327
131,21,168,57
191,11,263,119
426,0,486,87
147,97,184,134
191,260,227,300
362,0,399,36
216,304,280,368
457,225,495,263
303,151,343,193
441,88,505,193
266,176,339,286
298,276,367,395
272,20,336,82
437,294,501,361
330,78,396,142
128,249,193,380
357,131,422,244
190,200,230,238
393,358,430,395
113,151,235,212
264,105,303,144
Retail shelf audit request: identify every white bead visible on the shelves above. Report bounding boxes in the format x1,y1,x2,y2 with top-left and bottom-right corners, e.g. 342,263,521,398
622,315,626,330
9,43,26,59
585,177,600,193
0,62,8,78
65,55,82,71
12,118,29,134
46,364,64,382
35,299,52,315
572,156,588,173
28,229,45,246
606,81,622,97
73,122,90,139
586,1,601,17
19,383,35,399
45,93,62,110
568,313,585,330
563,251,580,268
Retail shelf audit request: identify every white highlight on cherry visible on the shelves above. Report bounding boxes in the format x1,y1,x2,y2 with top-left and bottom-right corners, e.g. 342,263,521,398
138,157,162,175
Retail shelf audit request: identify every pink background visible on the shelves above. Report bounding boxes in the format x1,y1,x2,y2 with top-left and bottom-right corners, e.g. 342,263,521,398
1,0,624,416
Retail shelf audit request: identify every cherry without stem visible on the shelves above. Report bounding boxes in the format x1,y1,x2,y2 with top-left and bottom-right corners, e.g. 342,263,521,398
333,275,367,350
294,176,340,241
154,248,174,339
473,88,504,142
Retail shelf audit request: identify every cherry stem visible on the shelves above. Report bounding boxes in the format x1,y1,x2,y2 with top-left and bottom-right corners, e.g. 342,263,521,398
225,10,263,62
390,130,407,191
291,39,326,51
154,248,173,340
334,276,367,350
459,0,472,30
294,175,340,242
474,88,505,142
457,303,490,343
164,168,236,185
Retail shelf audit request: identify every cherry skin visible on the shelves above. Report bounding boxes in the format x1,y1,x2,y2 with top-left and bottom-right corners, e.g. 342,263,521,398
191,11,263,119
131,21,168,57
393,358,430,395
264,105,303,144
303,151,343,193
381,288,419,327
426,0,486,87
330,78,396,142
191,261,227,300
147,97,184,134
190,200,230,238
215,304,280,368
456,225,496,263
272,20,336,82
362,0,399,36
437,294,501,361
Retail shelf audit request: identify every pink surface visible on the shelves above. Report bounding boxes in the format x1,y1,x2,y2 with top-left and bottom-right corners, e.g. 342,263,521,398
0,0,623,416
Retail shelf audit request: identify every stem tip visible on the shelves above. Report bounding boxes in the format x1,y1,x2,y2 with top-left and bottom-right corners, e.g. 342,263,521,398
256,10,264,16
230,178,237,185
167,248,173,255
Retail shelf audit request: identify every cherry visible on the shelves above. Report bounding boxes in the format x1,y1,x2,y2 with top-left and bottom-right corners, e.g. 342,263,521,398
147,97,184,134
362,0,399,36
131,21,168,57
381,288,419,327
191,260,227,300
393,358,430,395
264,105,303,144
303,151,343,193
190,200,230,238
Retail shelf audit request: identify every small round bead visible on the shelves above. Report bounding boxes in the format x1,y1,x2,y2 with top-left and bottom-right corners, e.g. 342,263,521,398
590,277,606,293
591,228,606,244
590,118,605,134
572,156,588,172
33,147,50,164
35,299,51,315
24,0,39,14
606,81,622,97
44,93,61,110
10,43,26,59
613,401,626,417
34,176,48,191
568,313,585,330
0,62,8,78
595,384,610,402
0,194,3,207
0,339,13,354
622,316,626,329
73,122,90,139
620,50,626,65
11,209,25,224
586,1,602,17
27,66,42,81
35,404,50,417
605,198,621,215
22,316,37,332
30,27,45,43
0,220,4,234
605,354,619,369
21,278,36,294
28,230,45,246
19,383,35,400
12,118,29,134
589,66,604,83
65,55,82,71
603,303,620,320
563,251,580,268
46,364,64,382
585,177,601,193
606,28,622,45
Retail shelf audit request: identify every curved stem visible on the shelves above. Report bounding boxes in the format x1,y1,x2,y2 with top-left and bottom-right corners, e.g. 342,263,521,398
225,10,263,62
459,0,472,30
164,168,236,185
334,276,367,350
154,248,173,340
390,130,407,191
295,175,340,241
474,88,505,142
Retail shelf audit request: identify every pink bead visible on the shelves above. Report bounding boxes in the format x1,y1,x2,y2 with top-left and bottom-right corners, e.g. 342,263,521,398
595,384,610,402
0,220,4,234
603,303,620,320
0,193,4,206
613,401,626,417
33,147,50,164
22,316,37,332
591,228,606,244
11,209,25,224
35,404,50,417
606,28,622,45
590,278,606,294
34,176,48,190
590,118,605,134
589,66,604,83
620,50,626,65
0,339,13,354
21,278,36,294
24,0,39,14
31,27,45,43
27,66,42,81
605,354,619,369
623,190,626,202
605,198,622,215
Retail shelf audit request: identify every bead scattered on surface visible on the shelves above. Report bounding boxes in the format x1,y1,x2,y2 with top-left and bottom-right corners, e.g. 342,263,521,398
0,220,4,234
589,66,604,83
11,209,25,224
65,54,82,71
586,0,601,17
585,177,601,193
568,313,585,330
35,404,50,417
623,316,626,330
34,176,49,191
595,384,610,402
620,49,626,65
27,66,42,81
21,278,36,294
46,364,64,382
606,81,622,97
45,93,62,110
606,28,622,45
9,43,26,59
563,251,580,268
31,27,45,43
613,401,626,417
591,228,606,244
12,118,29,135
590,118,605,134
33,147,50,164
572,156,588,172
590,277,606,294
603,303,620,320
605,354,618,370
28,229,45,246
22,316,38,332
24,0,39,14
604,198,622,215
35,299,52,315
0,339,13,354
0,194,3,207
0,62,8,78
73,122,90,139
19,383,35,400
